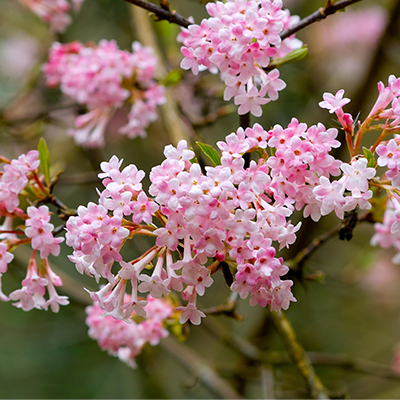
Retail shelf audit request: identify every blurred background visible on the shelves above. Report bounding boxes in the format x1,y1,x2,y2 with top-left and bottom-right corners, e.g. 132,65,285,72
1,0,400,397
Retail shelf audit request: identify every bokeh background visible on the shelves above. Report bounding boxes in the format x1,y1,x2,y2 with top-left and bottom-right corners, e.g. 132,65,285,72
1,0,400,398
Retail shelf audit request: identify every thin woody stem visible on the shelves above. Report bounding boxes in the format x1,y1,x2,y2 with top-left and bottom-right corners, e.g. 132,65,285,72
122,0,191,27
280,0,365,40
161,336,243,399
270,311,330,399
240,113,251,168
288,224,342,272
122,0,364,41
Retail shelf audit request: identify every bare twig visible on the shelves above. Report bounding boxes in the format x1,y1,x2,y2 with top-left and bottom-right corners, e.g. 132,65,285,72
123,0,191,28
288,224,342,272
202,292,242,320
350,0,400,115
261,365,275,399
130,5,192,145
218,352,400,382
280,0,365,40
161,336,243,399
240,113,251,168
270,311,330,399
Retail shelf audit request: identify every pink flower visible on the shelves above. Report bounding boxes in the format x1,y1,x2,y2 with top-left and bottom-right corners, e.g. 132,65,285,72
177,302,206,325
319,89,351,113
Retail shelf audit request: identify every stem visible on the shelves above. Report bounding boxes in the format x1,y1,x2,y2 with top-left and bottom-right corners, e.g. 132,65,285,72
353,116,373,155
130,5,191,145
270,311,330,399
240,113,251,168
370,128,390,154
345,132,354,158
288,224,342,273
280,0,365,40
123,0,191,28
161,336,243,399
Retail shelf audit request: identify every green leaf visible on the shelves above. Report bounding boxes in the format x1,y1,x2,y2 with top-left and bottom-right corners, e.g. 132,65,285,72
196,141,221,166
162,70,182,86
363,147,376,168
37,138,51,187
268,45,308,69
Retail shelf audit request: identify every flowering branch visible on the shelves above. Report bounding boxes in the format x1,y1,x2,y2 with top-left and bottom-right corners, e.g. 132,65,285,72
280,0,365,40
122,0,191,28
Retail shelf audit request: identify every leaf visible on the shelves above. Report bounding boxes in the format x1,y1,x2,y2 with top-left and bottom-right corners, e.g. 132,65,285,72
268,45,308,69
37,138,51,187
162,70,182,86
196,141,221,166
363,147,376,168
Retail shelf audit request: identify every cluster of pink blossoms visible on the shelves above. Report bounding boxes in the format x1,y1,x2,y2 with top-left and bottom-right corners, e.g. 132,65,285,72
43,40,166,147
86,296,172,368
265,120,375,222
18,0,84,32
66,76,400,327
66,132,304,326
178,0,302,116
0,152,67,312
318,75,400,263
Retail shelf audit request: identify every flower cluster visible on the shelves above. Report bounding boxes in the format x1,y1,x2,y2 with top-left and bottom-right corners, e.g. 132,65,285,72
178,0,302,116
17,0,84,33
43,40,166,147
0,151,67,312
66,132,303,326
66,76,400,327
265,120,376,222
86,296,172,368
318,76,400,264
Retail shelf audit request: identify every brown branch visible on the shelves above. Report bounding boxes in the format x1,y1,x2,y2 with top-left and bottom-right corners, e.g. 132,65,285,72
218,353,400,382
288,223,342,272
240,113,251,168
161,336,243,399
350,0,400,115
270,311,330,399
280,0,365,40
122,0,191,28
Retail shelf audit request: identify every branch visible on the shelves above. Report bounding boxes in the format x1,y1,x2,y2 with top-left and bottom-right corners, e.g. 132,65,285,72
288,223,342,273
161,336,243,399
218,352,400,382
130,5,193,145
122,0,191,28
270,311,330,399
280,0,365,40
240,113,251,168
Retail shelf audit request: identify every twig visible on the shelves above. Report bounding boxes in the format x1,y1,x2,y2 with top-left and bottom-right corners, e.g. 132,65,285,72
350,0,400,116
202,292,242,320
218,352,400,382
261,365,275,399
240,113,251,168
1,103,77,127
123,0,191,28
130,5,192,145
161,336,243,399
288,224,342,273
280,0,365,40
270,311,330,399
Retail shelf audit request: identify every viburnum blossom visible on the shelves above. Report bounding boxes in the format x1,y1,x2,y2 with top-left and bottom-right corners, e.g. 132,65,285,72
43,40,166,147
86,295,172,368
17,0,84,32
65,77,400,330
0,150,68,312
178,0,302,116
